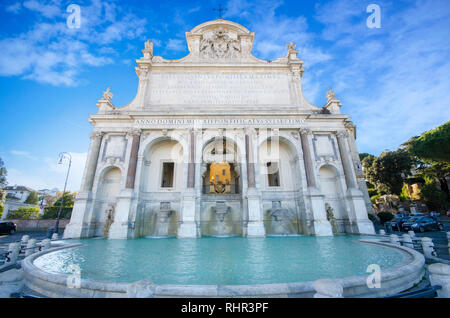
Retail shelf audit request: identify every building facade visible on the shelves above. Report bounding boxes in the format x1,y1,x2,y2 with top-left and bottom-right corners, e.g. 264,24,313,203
64,19,375,239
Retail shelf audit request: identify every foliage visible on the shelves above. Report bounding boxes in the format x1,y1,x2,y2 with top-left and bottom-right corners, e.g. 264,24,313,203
420,176,449,211
367,213,378,224
41,207,72,219
24,191,39,205
370,194,381,203
0,202,3,218
0,157,7,188
409,121,450,163
367,188,378,197
41,191,75,219
53,191,75,208
7,206,40,220
359,153,373,162
362,150,415,195
377,211,394,224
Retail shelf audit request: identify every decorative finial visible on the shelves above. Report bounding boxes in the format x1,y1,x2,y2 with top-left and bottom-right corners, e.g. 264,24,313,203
325,88,337,101
213,4,226,19
103,87,114,101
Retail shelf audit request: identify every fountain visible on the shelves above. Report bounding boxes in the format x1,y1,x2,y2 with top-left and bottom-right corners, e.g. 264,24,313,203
267,201,298,235
325,203,339,234
147,202,175,238
211,201,233,237
103,204,115,237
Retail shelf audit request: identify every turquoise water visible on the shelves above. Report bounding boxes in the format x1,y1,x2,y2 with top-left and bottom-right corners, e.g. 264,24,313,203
33,236,403,285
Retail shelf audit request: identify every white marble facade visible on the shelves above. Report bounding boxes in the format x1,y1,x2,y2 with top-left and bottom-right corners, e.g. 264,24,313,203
64,19,375,239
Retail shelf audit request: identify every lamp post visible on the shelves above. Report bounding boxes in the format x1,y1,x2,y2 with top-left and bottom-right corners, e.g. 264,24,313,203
54,152,72,236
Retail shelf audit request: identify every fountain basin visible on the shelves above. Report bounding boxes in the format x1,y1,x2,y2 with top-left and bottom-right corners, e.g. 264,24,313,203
22,236,425,298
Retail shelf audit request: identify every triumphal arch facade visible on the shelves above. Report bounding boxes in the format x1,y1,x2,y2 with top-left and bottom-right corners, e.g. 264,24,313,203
64,19,375,239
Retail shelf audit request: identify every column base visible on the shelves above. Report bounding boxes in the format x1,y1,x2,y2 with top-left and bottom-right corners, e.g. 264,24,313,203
177,222,198,238
63,192,94,239
246,222,266,237
308,187,333,237
312,220,333,236
346,188,375,235
108,222,130,239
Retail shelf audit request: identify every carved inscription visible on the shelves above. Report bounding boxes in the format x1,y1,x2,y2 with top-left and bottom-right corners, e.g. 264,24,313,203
148,73,291,105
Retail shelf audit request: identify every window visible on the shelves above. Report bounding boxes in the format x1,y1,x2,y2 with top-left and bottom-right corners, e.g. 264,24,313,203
161,162,175,188
266,162,280,187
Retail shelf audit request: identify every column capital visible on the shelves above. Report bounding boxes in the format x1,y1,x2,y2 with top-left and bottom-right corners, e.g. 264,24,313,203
299,128,312,136
336,130,349,139
126,128,142,137
90,130,104,140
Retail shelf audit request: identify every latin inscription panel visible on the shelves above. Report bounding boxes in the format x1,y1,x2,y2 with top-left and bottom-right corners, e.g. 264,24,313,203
147,72,291,105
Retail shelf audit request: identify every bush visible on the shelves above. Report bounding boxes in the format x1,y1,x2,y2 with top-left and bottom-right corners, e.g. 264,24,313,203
8,206,40,219
370,194,381,203
368,213,378,224
377,211,394,224
367,188,378,197
41,207,72,219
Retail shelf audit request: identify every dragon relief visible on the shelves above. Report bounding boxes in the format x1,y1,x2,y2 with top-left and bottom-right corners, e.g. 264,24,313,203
200,28,241,59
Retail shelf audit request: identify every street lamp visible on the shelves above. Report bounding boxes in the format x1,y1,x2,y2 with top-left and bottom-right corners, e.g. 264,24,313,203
53,152,72,237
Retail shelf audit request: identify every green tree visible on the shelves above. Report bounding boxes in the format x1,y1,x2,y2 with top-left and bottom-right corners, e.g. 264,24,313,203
41,191,75,219
362,150,414,195
0,157,7,188
24,191,39,205
53,191,75,208
409,121,450,163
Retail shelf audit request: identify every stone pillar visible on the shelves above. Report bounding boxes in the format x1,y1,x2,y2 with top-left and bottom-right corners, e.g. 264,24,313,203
421,237,435,258
25,239,36,257
336,130,375,235
299,128,316,188
401,233,413,247
187,129,196,188
299,128,332,236
428,263,450,298
109,130,141,239
178,129,198,238
64,130,104,239
126,130,141,189
379,229,386,235
6,243,20,265
389,234,401,246
82,131,104,192
336,131,357,190
245,129,265,237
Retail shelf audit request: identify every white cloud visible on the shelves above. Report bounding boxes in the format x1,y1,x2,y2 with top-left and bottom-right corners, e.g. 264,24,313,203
6,2,22,14
23,0,61,19
166,38,185,52
10,150,38,160
0,0,146,86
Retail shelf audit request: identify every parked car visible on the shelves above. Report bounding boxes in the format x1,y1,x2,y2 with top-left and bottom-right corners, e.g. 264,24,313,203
402,216,444,232
391,216,411,231
0,221,17,235
429,211,440,218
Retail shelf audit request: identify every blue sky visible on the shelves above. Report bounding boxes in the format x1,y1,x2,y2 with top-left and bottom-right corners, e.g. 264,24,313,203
0,0,449,192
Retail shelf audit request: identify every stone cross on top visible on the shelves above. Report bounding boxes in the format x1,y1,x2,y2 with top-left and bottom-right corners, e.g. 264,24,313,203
213,4,226,19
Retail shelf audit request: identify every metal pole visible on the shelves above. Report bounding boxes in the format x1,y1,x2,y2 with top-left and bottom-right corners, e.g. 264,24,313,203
55,153,72,234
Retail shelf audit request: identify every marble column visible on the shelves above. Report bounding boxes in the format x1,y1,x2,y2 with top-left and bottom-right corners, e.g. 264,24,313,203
82,131,104,192
64,130,103,239
178,129,198,238
245,134,256,188
126,130,141,189
299,128,333,236
336,130,357,189
336,130,375,235
245,129,265,237
299,128,316,188
187,129,196,188
109,129,141,239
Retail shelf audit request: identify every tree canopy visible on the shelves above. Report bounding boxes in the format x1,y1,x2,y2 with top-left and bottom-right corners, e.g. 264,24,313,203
409,121,450,163
24,191,39,205
0,157,7,188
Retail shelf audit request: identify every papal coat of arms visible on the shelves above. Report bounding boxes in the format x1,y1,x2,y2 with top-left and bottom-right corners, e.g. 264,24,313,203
200,28,241,59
